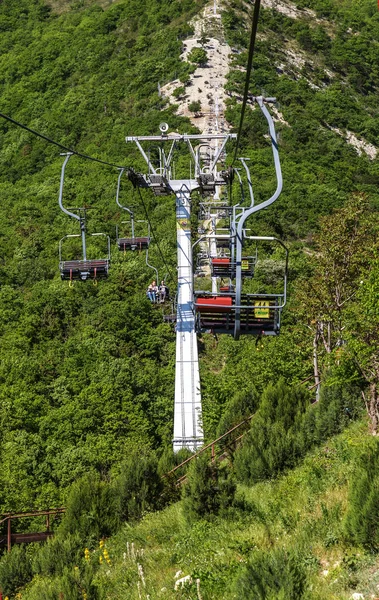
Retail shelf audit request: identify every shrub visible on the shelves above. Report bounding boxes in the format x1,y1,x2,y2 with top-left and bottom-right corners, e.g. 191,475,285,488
158,447,193,503
344,440,379,550
116,449,163,522
59,474,119,546
187,47,208,65
32,533,82,576
234,380,308,483
183,454,236,520
216,388,259,445
0,544,33,596
235,548,308,599
188,100,201,113
235,379,362,484
172,86,185,99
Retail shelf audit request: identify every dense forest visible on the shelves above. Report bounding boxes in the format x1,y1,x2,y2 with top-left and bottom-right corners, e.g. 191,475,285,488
1,0,379,597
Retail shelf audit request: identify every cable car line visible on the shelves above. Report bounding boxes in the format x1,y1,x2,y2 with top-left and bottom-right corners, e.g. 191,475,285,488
232,0,262,164
0,111,129,170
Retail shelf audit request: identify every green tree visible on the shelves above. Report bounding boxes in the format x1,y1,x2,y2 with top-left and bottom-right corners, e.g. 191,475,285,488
59,474,119,545
345,255,379,432
294,196,377,401
234,380,308,483
345,440,379,549
183,454,236,520
0,545,33,597
188,100,201,113
116,449,163,522
187,47,208,66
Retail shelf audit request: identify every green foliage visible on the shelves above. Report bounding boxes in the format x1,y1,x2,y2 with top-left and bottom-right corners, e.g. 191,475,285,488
59,473,119,545
235,380,309,483
234,379,362,484
345,440,379,550
183,454,236,520
116,448,163,522
234,549,308,599
0,544,33,597
172,85,185,99
187,46,207,65
32,533,83,576
188,100,201,113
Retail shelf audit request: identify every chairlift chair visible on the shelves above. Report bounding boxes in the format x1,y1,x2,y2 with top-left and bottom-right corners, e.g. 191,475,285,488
115,168,151,251
194,97,288,339
58,154,110,282
194,291,281,336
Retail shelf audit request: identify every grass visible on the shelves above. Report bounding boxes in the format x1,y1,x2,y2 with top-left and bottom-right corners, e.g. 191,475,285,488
20,418,379,599
87,419,374,599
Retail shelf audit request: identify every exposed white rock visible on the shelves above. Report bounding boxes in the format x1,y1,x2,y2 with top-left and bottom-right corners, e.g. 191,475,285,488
328,125,378,160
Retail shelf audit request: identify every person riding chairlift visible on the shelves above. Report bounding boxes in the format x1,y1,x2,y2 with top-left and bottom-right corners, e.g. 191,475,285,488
159,280,169,303
147,280,158,303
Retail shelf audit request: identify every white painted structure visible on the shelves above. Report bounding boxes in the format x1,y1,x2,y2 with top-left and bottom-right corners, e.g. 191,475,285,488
125,132,236,452
173,183,203,451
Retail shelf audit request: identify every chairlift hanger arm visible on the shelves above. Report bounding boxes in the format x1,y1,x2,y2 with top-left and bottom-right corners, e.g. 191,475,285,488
115,168,134,218
58,153,80,222
164,140,177,175
233,167,244,205
234,97,283,340
235,97,282,234
239,158,254,208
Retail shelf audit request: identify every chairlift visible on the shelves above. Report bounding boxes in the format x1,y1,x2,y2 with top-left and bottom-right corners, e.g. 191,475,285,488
58,154,110,282
194,97,287,338
210,255,256,278
115,168,150,251
194,290,282,335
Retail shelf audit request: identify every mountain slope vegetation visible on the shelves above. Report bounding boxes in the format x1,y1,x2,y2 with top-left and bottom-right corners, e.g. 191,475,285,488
1,0,379,597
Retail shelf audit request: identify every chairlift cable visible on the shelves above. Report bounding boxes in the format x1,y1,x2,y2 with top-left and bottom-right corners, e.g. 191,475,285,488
0,111,129,170
232,0,262,164
136,187,176,285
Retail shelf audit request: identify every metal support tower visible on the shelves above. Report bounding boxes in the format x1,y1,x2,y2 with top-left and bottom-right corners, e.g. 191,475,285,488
126,129,236,451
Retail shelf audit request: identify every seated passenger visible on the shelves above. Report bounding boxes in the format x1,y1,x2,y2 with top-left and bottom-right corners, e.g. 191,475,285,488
147,280,158,303
159,281,168,303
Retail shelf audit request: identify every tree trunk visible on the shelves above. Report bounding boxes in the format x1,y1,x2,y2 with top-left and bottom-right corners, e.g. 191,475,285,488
313,331,321,402
368,381,379,435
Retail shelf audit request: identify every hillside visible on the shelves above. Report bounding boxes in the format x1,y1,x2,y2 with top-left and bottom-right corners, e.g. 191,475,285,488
1,0,379,597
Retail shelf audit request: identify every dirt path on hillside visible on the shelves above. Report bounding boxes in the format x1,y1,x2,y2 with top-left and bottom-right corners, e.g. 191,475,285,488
161,0,231,137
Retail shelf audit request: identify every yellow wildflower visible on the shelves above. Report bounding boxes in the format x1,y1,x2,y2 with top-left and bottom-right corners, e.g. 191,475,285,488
84,548,90,561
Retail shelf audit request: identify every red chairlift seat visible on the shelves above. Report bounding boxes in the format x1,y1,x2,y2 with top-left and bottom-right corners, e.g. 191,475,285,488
117,237,150,251
194,293,280,335
211,258,231,278
60,259,109,281
211,257,255,278
196,295,233,313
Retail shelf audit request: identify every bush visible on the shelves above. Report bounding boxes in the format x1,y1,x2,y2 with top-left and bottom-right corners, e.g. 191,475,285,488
234,380,308,483
345,440,379,550
183,454,236,520
0,544,33,596
187,47,207,65
188,100,201,113
59,474,119,546
116,449,163,522
235,379,362,484
32,533,82,576
158,446,193,503
235,548,308,599
216,388,259,448
172,86,185,99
